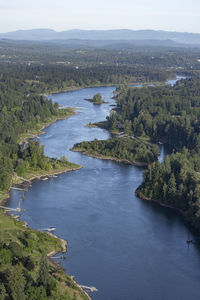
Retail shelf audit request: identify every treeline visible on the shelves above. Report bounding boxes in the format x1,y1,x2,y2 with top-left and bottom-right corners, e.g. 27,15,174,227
0,68,74,194
109,79,200,150
1,40,200,72
0,55,172,193
0,63,172,94
107,78,200,231
137,150,200,231
72,137,159,165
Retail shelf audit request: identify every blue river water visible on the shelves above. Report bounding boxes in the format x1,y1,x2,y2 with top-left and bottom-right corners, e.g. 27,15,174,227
7,79,200,300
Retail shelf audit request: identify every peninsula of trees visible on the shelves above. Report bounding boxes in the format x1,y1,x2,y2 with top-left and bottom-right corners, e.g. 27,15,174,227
104,78,200,231
72,137,159,166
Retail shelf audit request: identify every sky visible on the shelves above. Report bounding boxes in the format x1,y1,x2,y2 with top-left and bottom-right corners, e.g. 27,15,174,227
0,0,200,33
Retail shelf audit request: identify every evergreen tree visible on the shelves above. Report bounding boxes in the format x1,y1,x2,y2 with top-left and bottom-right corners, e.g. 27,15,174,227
37,254,50,290
7,265,26,300
0,283,7,300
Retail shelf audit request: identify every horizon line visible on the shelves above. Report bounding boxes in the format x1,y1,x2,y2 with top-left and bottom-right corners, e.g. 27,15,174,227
1,28,200,35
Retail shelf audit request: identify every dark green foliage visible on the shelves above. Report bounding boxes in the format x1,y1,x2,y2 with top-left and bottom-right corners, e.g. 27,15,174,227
86,93,105,104
0,248,13,265
0,77,59,192
15,160,26,176
0,210,82,299
2,39,200,75
21,256,35,271
8,242,24,263
0,62,171,97
37,255,50,290
0,155,13,191
1,42,200,297
0,81,71,192
111,78,200,150
137,151,200,230
6,265,26,300
102,77,200,231
22,141,45,169
111,78,200,231
73,137,159,164
0,282,7,300
25,285,48,300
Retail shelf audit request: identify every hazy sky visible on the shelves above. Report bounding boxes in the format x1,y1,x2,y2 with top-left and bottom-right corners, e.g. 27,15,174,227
1,0,200,33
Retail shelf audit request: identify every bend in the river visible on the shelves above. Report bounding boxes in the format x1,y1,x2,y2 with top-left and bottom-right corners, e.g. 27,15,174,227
7,78,200,300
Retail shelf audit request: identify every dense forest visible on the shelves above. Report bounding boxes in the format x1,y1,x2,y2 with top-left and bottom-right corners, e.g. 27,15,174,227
0,70,77,199
1,40,200,73
2,41,200,297
108,79,200,150
0,56,177,198
104,78,200,231
137,150,200,231
72,137,159,165
0,63,172,94
0,52,179,196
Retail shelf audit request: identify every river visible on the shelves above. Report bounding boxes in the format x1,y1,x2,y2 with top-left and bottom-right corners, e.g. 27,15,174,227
7,79,200,300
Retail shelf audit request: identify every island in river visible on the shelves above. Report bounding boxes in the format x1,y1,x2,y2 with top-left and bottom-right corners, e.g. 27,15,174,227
84,93,106,105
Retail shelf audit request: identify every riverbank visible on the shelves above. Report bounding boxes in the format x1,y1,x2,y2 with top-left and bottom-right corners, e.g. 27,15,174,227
71,136,159,168
47,78,173,96
0,210,90,300
0,162,82,206
0,101,92,298
46,232,92,300
47,83,119,96
12,163,82,186
0,96,93,298
136,189,187,217
0,106,81,206
72,148,148,167
18,107,75,144
6,79,200,300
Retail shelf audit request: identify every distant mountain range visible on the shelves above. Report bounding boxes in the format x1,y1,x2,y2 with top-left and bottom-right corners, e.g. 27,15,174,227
1,29,200,45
